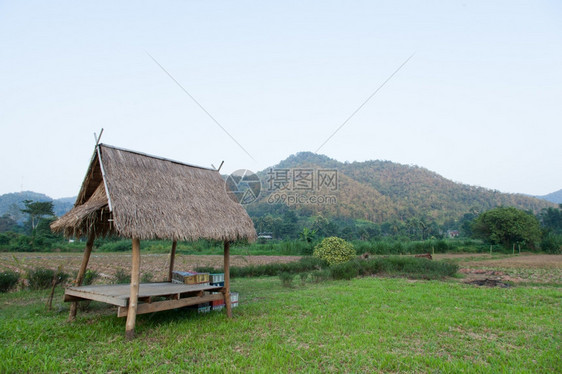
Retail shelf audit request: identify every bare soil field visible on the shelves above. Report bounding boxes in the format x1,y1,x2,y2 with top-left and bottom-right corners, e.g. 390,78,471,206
1,252,560,285
456,254,562,285
0,252,301,282
462,253,562,268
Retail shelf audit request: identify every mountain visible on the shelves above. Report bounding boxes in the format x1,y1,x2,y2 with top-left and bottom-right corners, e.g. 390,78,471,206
1,152,555,227
535,189,562,204
247,152,555,224
0,191,76,221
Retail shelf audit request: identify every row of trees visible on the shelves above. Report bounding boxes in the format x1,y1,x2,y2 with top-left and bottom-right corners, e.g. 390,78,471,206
0,200,59,250
251,204,562,252
1,199,561,253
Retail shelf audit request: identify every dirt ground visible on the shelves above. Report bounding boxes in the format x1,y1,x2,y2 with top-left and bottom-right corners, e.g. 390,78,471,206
454,254,562,285
1,252,560,285
461,253,562,269
0,252,301,282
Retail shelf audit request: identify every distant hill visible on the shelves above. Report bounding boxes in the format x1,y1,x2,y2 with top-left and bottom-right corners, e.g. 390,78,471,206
248,152,555,223
0,191,75,221
535,189,562,204
1,152,555,226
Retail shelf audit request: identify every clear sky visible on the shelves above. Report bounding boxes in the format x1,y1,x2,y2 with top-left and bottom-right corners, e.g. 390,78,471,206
1,0,561,199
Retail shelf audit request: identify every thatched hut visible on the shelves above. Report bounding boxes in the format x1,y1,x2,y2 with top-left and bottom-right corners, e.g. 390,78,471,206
51,144,256,339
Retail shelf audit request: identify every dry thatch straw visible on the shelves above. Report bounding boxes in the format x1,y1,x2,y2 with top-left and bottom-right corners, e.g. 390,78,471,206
51,144,256,242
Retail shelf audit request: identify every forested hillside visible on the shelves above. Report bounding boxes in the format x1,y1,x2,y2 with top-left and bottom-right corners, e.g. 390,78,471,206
536,189,562,204
0,192,75,220
249,152,554,225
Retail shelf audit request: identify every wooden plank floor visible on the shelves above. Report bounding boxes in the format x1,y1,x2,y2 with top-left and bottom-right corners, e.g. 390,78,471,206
65,282,223,307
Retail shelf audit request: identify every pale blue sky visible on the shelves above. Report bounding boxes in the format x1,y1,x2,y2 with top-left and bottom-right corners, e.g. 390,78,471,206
1,1,561,198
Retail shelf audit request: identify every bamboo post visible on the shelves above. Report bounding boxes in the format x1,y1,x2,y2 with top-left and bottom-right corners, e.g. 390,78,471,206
125,238,141,340
168,240,177,282
223,240,232,318
68,232,95,321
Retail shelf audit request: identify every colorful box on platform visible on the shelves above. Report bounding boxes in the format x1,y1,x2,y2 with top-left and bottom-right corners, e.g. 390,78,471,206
195,273,209,284
171,271,210,285
209,273,225,285
171,271,195,284
212,292,225,310
231,292,239,308
197,302,211,313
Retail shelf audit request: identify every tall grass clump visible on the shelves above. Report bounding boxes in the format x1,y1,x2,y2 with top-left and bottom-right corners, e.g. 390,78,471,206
27,268,69,290
0,270,20,292
113,268,130,284
334,257,458,280
195,257,327,278
541,233,562,254
279,272,295,288
82,269,99,286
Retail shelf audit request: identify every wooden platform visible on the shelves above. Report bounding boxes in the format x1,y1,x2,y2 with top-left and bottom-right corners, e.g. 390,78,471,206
65,282,224,317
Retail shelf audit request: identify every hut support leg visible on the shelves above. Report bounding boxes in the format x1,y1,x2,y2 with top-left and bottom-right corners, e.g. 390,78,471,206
125,238,141,340
167,240,177,282
223,241,232,318
68,232,95,322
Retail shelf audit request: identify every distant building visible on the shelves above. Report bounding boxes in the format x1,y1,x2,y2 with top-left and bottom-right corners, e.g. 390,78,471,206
257,232,273,240
447,230,459,238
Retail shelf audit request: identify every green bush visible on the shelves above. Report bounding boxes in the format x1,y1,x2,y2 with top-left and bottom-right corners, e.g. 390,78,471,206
113,268,130,284
541,233,562,254
299,272,308,286
27,268,69,290
310,269,331,283
99,240,131,252
195,257,328,278
82,269,99,286
0,270,20,292
313,237,356,265
330,261,359,280
141,272,153,283
279,272,295,288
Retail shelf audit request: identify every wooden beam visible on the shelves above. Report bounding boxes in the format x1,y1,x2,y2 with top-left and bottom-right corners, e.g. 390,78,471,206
65,288,127,307
168,240,177,282
223,240,232,318
68,232,95,321
117,293,224,318
125,238,141,340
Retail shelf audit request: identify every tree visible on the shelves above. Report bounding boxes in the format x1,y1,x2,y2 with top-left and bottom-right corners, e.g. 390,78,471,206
299,227,317,243
539,205,562,234
0,214,18,233
20,200,55,230
472,206,541,249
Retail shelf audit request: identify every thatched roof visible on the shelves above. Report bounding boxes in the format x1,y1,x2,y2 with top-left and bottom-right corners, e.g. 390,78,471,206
51,144,256,242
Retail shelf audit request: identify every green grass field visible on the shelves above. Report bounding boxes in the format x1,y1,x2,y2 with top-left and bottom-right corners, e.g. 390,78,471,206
1,269,560,373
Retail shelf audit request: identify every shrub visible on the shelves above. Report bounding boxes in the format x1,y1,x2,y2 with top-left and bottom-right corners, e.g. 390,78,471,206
27,268,69,290
310,269,331,283
195,257,328,278
299,272,308,286
141,272,153,283
113,268,130,284
279,272,295,288
82,269,99,286
541,233,562,254
99,240,131,252
0,270,20,292
313,237,356,265
330,261,359,280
